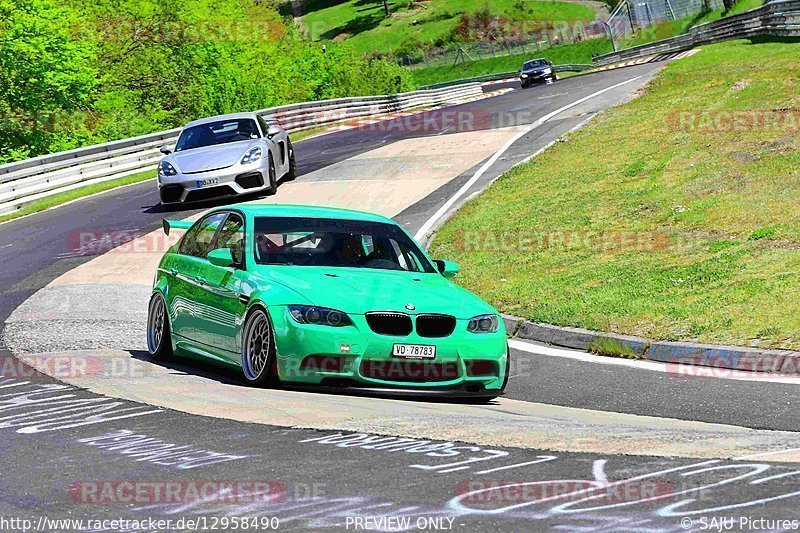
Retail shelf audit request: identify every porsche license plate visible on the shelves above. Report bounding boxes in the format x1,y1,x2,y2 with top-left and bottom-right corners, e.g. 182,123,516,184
392,344,435,359
196,178,219,188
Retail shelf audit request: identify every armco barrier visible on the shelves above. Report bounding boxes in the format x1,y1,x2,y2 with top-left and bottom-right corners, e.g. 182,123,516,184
0,83,483,216
594,0,800,65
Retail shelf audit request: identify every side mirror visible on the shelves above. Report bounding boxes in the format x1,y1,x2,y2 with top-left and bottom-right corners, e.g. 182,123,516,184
266,125,282,139
434,259,460,279
159,145,172,155
207,248,236,268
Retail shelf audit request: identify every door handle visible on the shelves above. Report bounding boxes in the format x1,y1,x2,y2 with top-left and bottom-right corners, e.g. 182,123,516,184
196,276,208,286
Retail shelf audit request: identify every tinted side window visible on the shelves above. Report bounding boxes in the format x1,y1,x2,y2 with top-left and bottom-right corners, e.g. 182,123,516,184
179,213,226,258
216,214,245,265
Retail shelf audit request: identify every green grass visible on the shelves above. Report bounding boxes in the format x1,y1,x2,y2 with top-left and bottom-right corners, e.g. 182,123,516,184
301,0,595,55
410,38,613,87
0,169,155,224
409,0,762,88
430,38,800,349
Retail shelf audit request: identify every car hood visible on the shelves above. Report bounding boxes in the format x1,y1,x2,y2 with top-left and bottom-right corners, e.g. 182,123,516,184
171,140,257,173
254,266,495,319
522,67,549,74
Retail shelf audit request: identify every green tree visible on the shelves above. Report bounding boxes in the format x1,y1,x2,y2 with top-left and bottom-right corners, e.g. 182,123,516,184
0,0,97,161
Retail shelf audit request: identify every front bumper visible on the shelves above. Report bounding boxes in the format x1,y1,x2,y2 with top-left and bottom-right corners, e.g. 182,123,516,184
268,306,508,394
520,71,554,84
158,164,269,204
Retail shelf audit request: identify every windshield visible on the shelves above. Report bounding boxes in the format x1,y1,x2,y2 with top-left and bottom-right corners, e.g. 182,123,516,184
523,60,547,69
254,217,436,273
175,119,260,152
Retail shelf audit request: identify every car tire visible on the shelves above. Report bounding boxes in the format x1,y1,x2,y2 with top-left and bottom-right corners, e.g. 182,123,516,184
265,155,277,196
147,292,173,360
285,140,297,181
241,306,279,387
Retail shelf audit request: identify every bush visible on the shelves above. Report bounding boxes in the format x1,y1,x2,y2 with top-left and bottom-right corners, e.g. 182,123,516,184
0,0,413,164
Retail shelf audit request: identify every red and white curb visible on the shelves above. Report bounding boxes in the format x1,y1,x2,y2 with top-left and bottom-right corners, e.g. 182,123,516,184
479,48,700,88
482,77,519,87
593,48,700,72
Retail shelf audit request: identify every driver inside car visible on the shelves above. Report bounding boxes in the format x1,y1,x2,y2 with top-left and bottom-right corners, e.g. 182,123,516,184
335,234,365,266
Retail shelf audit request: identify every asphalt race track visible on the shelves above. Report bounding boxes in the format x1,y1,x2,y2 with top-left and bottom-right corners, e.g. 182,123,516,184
2,63,800,531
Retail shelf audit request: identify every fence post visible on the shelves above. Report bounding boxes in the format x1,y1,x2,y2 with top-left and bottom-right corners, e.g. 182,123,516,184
603,20,618,51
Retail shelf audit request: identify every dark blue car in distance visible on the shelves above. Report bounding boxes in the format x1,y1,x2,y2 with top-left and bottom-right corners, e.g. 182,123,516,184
519,58,557,87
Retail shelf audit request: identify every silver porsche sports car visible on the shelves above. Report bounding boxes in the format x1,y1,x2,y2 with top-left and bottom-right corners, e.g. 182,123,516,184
156,112,296,205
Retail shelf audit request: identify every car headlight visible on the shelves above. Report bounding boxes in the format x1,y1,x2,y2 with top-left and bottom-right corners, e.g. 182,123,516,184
288,305,353,327
520,74,529,78
543,68,552,74
158,161,177,178
467,314,499,333
241,146,262,164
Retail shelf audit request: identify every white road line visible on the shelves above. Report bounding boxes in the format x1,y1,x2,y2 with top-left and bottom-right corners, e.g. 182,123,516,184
0,177,157,228
508,338,800,385
413,76,643,241
734,448,800,461
593,459,609,482
475,456,557,474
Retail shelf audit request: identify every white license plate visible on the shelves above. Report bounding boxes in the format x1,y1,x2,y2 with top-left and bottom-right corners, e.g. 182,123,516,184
392,344,436,359
196,178,219,188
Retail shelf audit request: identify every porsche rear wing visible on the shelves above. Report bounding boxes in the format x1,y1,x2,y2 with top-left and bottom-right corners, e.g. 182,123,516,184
163,219,193,235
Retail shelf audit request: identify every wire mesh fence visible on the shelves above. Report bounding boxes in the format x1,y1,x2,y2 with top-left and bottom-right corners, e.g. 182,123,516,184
393,0,727,69
395,21,609,70
606,0,726,49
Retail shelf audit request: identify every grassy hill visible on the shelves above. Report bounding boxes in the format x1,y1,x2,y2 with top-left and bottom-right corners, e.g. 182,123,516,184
410,39,613,87
430,38,800,349
300,0,596,55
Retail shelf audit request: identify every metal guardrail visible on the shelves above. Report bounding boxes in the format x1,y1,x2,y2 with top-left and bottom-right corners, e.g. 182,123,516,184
594,0,800,65
0,83,483,216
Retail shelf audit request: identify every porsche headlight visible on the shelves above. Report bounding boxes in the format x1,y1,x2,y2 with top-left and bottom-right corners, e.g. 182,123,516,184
520,73,529,78
241,146,262,164
288,305,353,327
543,68,552,74
467,314,499,334
158,161,177,178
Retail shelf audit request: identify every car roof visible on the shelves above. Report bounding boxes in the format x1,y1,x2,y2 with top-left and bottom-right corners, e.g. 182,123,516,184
212,204,395,224
184,112,259,129
524,58,547,63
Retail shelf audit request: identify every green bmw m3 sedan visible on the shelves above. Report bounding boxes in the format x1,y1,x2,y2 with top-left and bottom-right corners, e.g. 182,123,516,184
147,204,509,399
